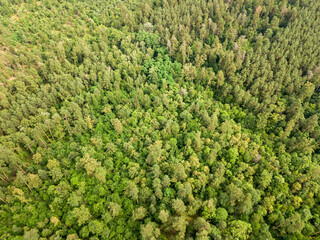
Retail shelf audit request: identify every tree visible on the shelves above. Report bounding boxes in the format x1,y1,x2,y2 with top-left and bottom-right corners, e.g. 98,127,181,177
111,118,123,134
125,181,139,202
1,1,320,239
146,143,163,165
194,217,210,233
173,163,187,181
141,222,161,240
229,220,252,239
79,154,106,182
301,115,318,133
226,183,245,206
95,166,106,183
132,206,147,220
71,205,91,226
32,153,42,164
27,174,42,189
217,71,225,89
108,202,121,217
171,216,188,239
23,229,39,240
172,198,186,215
88,220,104,235
215,208,228,222
66,233,80,240
284,213,305,234
158,209,170,223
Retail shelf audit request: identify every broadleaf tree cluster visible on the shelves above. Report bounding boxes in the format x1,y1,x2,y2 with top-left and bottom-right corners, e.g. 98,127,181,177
0,0,320,239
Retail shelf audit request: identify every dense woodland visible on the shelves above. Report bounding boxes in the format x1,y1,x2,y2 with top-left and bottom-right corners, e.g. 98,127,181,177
0,0,320,239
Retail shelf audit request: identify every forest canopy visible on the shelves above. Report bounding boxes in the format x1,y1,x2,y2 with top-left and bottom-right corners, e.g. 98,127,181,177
0,0,320,239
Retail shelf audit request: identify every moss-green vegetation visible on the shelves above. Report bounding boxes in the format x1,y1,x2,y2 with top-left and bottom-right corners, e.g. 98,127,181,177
0,0,320,239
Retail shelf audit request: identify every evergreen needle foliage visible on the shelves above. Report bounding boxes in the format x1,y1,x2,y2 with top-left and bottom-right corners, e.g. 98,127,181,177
0,0,320,239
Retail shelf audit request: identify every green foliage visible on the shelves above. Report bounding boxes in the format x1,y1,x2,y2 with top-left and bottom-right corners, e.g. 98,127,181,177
0,0,319,239
136,31,160,48
143,54,182,85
